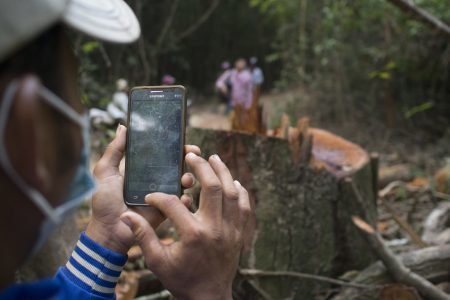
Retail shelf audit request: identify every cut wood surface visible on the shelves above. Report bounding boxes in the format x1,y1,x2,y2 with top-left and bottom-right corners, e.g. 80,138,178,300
187,125,378,299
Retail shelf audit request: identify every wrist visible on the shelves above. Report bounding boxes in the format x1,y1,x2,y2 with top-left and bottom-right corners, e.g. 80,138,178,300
85,220,130,254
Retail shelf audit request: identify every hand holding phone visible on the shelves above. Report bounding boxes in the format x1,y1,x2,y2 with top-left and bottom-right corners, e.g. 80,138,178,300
124,86,186,206
120,153,252,300
87,124,199,254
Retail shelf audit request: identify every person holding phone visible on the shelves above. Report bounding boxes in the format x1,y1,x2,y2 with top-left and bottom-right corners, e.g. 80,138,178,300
0,1,252,299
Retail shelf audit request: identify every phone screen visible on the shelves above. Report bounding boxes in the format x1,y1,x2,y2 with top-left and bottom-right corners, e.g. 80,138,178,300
124,86,186,206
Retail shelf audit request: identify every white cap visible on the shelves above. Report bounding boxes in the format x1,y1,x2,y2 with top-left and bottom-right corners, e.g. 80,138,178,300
0,0,141,62
116,78,128,90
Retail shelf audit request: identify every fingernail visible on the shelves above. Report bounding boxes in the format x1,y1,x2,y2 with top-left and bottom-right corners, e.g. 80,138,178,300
186,152,196,159
211,154,222,162
189,174,196,186
116,124,122,135
234,180,241,187
145,193,155,202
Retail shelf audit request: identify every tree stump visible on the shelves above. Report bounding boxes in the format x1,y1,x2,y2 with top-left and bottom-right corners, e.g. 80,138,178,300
186,124,378,299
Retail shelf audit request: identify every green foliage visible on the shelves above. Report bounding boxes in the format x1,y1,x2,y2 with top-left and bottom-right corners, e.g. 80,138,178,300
369,61,396,80
249,0,450,135
81,41,100,54
404,101,434,119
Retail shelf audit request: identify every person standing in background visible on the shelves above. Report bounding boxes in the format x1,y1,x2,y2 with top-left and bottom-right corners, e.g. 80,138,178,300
229,58,255,132
215,61,233,114
249,57,265,134
249,56,264,103
107,78,129,124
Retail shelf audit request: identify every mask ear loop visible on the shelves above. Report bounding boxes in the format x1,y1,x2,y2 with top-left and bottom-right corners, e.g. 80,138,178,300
38,86,87,128
0,81,60,224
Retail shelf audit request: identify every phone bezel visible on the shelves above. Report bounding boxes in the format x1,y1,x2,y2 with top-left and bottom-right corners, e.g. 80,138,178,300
123,85,187,206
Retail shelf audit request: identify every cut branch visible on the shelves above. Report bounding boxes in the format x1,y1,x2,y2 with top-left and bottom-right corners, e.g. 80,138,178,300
352,216,450,300
386,0,450,39
380,197,428,248
239,269,382,290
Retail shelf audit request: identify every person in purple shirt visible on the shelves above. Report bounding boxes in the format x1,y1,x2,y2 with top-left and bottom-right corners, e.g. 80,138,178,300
229,59,253,110
225,58,256,132
0,1,252,299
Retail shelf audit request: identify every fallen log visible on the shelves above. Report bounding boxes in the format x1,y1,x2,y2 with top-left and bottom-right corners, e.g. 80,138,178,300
352,217,450,300
186,122,378,299
333,240,450,300
422,202,450,246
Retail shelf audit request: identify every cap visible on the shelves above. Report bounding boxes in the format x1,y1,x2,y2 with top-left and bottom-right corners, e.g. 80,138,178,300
0,0,141,63
161,74,175,85
116,78,128,90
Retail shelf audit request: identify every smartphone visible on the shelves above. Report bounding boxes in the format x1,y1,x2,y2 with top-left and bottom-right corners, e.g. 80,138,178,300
124,85,186,206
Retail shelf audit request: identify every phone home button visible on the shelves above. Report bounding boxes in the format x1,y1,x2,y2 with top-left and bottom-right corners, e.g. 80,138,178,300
149,183,158,190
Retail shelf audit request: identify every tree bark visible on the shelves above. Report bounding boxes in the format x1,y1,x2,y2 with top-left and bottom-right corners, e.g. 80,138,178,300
186,126,378,299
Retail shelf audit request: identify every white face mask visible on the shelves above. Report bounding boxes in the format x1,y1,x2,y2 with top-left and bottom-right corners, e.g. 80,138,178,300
0,81,96,253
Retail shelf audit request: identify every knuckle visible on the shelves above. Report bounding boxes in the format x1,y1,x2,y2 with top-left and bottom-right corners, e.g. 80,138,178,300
162,195,180,209
188,153,204,163
133,224,147,244
204,180,222,195
211,230,225,243
187,226,206,244
224,188,239,201
204,228,225,246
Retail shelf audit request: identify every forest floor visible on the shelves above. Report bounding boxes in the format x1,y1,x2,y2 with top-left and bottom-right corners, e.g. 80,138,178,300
86,89,449,299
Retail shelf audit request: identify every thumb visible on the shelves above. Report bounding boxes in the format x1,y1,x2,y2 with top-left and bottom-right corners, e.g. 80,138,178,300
120,211,165,264
94,125,126,178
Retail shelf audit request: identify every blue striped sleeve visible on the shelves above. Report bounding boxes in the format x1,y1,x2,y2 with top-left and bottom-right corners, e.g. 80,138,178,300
57,231,128,299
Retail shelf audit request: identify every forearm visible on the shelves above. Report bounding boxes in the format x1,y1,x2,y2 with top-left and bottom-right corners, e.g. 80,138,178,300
56,232,127,299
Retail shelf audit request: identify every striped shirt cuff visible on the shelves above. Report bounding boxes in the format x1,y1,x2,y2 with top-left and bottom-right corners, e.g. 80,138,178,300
61,232,128,298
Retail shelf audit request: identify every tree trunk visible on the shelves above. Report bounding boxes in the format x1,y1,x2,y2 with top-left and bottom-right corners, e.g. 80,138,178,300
186,126,378,299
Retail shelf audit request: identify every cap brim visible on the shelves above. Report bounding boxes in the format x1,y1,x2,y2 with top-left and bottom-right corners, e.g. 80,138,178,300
62,0,140,44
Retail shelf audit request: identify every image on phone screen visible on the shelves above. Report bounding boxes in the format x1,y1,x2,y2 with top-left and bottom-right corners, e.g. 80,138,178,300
124,86,185,206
